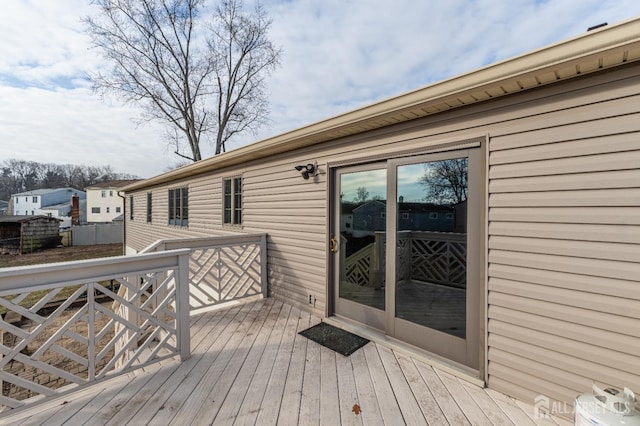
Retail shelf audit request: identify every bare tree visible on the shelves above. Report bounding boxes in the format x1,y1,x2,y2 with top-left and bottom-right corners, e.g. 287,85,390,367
420,159,468,204
209,0,280,154
354,187,369,203
84,0,280,161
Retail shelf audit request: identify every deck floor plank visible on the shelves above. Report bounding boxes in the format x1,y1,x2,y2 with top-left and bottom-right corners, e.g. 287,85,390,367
349,348,384,425
167,301,278,425
319,346,340,426
107,304,250,426
205,299,279,424
362,343,405,425
254,306,303,425
298,318,322,426
436,368,493,425
135,307,237,425
376,344,426,426
415,361,472,425
486,388,538,426
395,352,449,425
276,309,311,426
335,351,363,426
0,298,570,426
127,305,250,424
232,303,292,426
461,379,516,426
142,304,268,425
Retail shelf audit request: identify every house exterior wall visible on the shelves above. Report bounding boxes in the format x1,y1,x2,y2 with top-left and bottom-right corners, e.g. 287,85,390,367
12,189,84,218
86,188,124,223
125,62,640,409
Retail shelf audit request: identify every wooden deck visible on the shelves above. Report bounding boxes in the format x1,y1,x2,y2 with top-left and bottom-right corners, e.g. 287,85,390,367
1,298,571,425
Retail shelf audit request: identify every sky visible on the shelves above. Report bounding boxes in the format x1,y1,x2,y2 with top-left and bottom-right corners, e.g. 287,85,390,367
1,1,640,179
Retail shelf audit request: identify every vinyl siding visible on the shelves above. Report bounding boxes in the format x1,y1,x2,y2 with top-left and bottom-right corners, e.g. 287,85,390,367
487,65,640,408
125,62,640,411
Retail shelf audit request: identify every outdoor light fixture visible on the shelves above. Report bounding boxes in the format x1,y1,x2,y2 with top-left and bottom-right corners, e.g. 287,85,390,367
295,161,318,180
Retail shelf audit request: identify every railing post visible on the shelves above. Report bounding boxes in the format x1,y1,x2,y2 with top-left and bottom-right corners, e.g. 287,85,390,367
177,252,191,361
260,234,268,298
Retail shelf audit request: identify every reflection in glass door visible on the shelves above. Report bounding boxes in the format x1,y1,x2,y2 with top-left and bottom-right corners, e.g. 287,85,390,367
395,158,468,338
334,166,387,330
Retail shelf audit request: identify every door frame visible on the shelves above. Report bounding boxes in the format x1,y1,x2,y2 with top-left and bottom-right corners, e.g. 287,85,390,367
327,137,487,375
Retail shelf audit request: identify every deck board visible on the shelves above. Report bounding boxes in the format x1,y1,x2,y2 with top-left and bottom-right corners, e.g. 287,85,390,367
0,298,570,426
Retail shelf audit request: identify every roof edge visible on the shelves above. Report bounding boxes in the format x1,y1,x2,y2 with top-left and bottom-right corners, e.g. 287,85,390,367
122,16,640,192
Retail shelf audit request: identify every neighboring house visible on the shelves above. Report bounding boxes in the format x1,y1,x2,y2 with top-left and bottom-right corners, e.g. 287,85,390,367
11,188,86,226
0,215,61,254
85,180,139,223
121,19,640,413
0,200,8,216
352,200,386,237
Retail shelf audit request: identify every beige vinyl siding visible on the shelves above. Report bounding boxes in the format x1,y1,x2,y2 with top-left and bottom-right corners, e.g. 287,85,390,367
125,62,640,410
487,67,640,407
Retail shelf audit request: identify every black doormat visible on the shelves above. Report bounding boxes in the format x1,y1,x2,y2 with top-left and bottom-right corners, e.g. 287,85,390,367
299,322,369,356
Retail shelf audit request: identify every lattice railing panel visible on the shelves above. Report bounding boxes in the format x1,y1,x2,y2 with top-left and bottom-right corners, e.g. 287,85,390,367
344,243,374,286
188,242,263,310
0,250,190,413
406,233,467,288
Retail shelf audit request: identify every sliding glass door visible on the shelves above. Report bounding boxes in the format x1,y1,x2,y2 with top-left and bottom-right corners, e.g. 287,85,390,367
332,147,482,369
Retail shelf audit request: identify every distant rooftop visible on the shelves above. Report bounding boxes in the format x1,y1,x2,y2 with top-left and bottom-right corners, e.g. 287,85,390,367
0,215,61,224
12,188,84,197
85,180,141,190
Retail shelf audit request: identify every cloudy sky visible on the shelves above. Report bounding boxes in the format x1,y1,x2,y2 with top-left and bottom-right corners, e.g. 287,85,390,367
1,1,639,178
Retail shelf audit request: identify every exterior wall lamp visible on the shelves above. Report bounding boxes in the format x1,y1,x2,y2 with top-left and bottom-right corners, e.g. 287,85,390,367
294,161,318,180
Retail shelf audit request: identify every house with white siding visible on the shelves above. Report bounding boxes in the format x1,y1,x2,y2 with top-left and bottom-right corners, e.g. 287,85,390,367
11,188,85,226
120,18,640,414
85,180,139,223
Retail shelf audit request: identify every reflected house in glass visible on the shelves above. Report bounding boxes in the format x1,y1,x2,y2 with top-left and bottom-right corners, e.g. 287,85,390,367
397,202,456,232
351,199,457,237
352,200,386,237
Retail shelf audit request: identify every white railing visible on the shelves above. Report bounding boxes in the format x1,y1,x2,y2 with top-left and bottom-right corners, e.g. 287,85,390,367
0,233,268,417
0,249,191,413
141,234,268,311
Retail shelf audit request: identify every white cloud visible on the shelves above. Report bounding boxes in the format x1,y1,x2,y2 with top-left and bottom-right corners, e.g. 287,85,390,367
1,0,640,177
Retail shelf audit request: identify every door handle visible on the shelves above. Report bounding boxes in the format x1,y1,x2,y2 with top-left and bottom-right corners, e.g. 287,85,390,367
330,236,339,253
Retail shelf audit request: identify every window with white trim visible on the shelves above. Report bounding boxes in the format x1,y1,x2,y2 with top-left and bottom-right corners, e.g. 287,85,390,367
223,177,242,226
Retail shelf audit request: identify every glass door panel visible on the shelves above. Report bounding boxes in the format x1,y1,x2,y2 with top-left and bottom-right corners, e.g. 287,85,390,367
338,167,387,311
395,158,468,338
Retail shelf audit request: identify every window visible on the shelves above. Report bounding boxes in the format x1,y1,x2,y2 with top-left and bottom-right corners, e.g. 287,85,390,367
116,207,121,213
445,212,454,220
15,198,18,204
401,212,409,220
146,192,152,223
109,190,113,197
31,210,34,215
129,196,134,220
101,190,107,198
168,187,188,226
429,212,438,219
106,207,110,213
223,177,242,225
380,212,386,219
92,207,101,214
32,196,38,203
